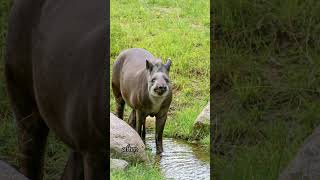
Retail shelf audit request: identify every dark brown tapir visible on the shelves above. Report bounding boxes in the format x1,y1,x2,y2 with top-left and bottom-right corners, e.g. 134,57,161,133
5,0,108,179
112,48,172,154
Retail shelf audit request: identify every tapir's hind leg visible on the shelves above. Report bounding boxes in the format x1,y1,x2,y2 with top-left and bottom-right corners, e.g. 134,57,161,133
128,109,136,129
5,69,49,180
135,111,147,142
111,82,125,119
18,111,48,180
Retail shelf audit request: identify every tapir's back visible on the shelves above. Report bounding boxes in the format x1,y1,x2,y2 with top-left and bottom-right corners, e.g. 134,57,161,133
120,48,155,68
116,48,162,79
112,48,157,108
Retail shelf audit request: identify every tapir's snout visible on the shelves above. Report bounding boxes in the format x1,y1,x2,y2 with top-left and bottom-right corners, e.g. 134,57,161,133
159,85,167,91
148,70,171,97
154,84,168,95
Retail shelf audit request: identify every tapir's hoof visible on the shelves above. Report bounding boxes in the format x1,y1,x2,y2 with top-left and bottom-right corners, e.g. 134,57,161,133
156,148,163,155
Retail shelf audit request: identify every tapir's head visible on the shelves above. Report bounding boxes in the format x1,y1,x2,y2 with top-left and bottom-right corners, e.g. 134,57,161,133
146,58,172,97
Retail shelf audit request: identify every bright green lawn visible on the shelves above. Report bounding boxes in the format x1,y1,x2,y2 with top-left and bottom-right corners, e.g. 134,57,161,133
111,163,164,180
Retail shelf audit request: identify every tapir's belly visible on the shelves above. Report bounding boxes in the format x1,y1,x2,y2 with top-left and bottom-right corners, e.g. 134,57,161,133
120,79,140,109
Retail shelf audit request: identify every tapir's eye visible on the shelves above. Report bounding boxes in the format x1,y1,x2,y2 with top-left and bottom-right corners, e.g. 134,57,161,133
164,78,169,83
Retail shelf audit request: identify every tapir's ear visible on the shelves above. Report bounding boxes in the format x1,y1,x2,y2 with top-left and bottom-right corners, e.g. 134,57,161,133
165,58,171,71
146,58,153,71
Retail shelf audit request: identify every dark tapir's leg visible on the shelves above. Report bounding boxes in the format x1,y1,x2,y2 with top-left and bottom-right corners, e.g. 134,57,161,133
61,151,84,180
83,152,107,180
112,82,125,119
5,69,48,180
115,98,125,120
128,109,136,129
142,122,146,143
155,113,168,154
17,111,49,180
135,110,147,141
6,92,48,180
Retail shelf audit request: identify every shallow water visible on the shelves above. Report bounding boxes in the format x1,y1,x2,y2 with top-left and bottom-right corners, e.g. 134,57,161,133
146,130,210,180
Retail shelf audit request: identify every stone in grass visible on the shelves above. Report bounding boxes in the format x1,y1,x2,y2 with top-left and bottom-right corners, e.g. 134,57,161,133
279,125,320,180
110,159,129,171
0,160,29,180
193,102,210,139
110,113,149,163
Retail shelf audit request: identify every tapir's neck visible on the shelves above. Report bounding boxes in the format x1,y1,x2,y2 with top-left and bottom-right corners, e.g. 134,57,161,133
148,92,167,114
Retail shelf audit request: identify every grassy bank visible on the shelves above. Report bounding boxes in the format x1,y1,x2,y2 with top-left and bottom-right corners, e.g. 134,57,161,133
110,0,210,145
111,163,164,180
213,0,320,179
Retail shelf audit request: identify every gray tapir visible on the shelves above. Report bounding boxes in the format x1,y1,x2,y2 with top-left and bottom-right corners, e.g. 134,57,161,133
112,48,172,154
5,0,107,179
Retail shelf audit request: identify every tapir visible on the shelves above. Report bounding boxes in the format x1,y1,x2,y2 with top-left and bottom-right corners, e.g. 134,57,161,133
5,0,108,179
112,48,172,154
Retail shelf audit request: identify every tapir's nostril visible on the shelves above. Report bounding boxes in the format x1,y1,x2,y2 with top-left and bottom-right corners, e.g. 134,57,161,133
159,86,167,91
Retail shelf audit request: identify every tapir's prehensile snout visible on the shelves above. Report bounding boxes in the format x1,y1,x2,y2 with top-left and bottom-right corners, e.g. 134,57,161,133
154,84,167,95
159,85,167,91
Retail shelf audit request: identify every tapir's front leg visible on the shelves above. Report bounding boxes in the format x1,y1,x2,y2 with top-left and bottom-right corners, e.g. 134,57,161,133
135,110,146,141
142,122,146,143
155,113,167,154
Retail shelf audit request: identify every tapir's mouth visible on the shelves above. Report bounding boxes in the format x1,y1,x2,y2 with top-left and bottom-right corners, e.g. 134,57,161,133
154,88,167,96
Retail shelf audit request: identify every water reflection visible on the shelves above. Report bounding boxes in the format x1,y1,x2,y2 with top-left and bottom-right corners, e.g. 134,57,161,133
146,131,210,180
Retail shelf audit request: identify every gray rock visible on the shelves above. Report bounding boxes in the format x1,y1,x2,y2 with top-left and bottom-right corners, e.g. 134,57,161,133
110,159,129,171
279,126,320,180
110,113,148,163
193,102,210,139
0,160,29,180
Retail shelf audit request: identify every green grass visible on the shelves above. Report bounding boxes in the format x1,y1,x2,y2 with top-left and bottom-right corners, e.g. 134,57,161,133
0,113,68,180
213,0,320,179
163,101,208,141
0,0,11,116
0,0,17,171
111,146,164,180
111,163,164,180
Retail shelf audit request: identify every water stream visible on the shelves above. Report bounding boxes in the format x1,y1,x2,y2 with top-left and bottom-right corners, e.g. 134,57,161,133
146,130,210,180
